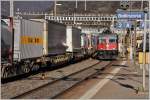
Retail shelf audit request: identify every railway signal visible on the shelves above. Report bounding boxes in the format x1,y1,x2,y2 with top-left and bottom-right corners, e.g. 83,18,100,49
120,1,130,10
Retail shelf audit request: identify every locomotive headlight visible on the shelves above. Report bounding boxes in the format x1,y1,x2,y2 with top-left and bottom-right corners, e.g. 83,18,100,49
106,44,109,48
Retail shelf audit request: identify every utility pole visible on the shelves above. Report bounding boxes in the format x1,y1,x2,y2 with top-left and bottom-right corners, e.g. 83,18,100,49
74,0,78,26
54,0,57,17
10,0,14,17
133,21,137,66
84,0,87,11
149,0,150,70
76,0,78,9
0,1,2,64
9,0,14,65
142,7,148,92
142,12,147,91
129,1,134,61
141,0,143,11
73,11,76,25
111,16,115,33
130,28,133,60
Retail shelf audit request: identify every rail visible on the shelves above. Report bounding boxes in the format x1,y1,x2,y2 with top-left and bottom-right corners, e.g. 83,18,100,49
12,61,113,99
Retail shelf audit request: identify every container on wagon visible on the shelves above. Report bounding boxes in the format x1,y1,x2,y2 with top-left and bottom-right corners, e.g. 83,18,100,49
13,18,44,61
81,33,88,49
91,34,98,50
47,21,67,55
66,26,81,53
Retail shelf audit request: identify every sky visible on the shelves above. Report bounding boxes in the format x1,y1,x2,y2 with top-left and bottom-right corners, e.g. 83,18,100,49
1,1,53,17
1,1,148,18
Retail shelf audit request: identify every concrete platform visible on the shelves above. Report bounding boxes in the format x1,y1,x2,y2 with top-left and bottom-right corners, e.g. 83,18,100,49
80,60,149,99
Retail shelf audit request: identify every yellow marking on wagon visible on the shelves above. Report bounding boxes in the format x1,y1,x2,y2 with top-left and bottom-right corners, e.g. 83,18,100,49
21,36,43,45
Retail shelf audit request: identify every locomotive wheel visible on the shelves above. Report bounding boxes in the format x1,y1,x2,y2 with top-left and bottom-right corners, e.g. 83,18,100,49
21,63,30,73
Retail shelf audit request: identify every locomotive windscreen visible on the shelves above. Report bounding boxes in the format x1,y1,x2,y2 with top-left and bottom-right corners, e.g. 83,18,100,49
99,37,106,43
109,37,117,43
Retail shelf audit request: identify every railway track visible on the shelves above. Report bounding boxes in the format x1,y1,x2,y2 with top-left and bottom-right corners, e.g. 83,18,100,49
1,58,84,84
12,61,113,99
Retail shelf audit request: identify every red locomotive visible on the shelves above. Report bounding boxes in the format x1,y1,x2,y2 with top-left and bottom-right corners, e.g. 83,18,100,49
96,29,118,59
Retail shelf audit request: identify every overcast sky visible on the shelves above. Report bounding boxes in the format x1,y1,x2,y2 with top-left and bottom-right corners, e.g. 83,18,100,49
1,1,53,16
1,1,148,17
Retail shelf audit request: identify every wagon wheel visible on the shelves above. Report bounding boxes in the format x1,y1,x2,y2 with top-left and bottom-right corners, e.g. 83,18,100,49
31,64,40,71
21,63,30,73
2,66,10,79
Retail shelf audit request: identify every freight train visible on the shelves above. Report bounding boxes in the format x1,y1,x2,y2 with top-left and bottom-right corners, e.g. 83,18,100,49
1,18,97,79
95,29,118,59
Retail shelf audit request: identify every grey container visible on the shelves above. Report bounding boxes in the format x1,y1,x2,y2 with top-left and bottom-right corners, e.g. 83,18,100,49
13,19,43,61
47,21,67,55
66,26,81,53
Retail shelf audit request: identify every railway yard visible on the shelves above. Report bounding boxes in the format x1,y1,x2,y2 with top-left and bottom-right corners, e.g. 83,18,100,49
1,0,150,99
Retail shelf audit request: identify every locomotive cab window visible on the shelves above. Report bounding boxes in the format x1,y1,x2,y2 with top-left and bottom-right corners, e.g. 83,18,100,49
99,38,106,43
109,39,116,43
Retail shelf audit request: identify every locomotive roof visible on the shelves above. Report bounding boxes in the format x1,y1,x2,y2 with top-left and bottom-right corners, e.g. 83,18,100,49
99,33,117,36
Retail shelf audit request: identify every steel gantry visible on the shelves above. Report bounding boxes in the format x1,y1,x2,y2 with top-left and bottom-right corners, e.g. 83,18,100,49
16,11,117,27
44,14,117,27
